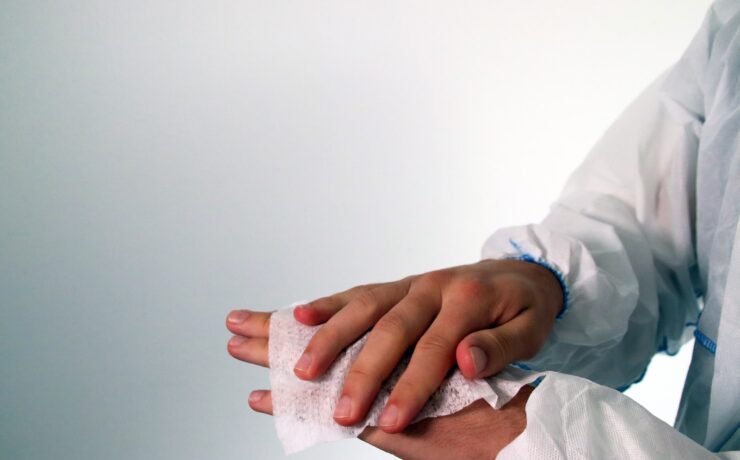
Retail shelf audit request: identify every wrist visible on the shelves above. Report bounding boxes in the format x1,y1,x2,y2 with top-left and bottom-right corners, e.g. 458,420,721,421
488,384,531,452
504,257,568,321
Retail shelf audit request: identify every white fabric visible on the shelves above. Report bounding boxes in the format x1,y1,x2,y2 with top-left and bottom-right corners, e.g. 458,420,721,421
498,372,740,460
483,0,740,455
268,305,542,454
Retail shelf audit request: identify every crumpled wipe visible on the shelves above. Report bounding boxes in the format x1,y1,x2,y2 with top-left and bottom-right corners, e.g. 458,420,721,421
268,303,542,454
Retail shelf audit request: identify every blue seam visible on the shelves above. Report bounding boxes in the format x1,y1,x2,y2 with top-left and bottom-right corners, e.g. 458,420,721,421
693,329,717,354
506,238,570,320
529,376,545,388
511,362,532,371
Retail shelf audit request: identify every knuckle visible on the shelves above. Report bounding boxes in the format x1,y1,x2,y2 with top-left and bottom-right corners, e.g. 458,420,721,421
345,366,379,390
486,332,512,362
399,274,416,284
417,270,450,289
373,312,411,338
394,276,414,294
311,324,341,350
259,313,271,332
416,332,454,356
346,282,381,298
310,296,334,311
352,289,380,313
347,366,374,381
393,379,424,399
449,278,487,303
347,284,371,296
391,378,433,406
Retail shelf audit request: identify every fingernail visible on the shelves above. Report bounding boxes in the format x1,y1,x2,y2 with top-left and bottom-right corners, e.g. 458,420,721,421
469,346,488,374
295,303,311,311
249,390,266,403
294,352,312,373
379,404,398,428
228,310,250,325
333,395,352,419
229,336,246,347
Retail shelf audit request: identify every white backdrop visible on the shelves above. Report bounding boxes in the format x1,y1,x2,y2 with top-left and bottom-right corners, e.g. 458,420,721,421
0,1,711,459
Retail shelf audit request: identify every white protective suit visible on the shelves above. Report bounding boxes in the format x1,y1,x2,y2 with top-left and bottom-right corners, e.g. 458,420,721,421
480,0,740,456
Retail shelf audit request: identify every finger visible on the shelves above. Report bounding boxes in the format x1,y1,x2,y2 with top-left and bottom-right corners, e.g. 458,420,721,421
227,335,269,367
294,280,411,380
377,304,486,433
331,292,438,426
248,390,273,415
293,282,387,326
456,309,546,379
226,309,271,338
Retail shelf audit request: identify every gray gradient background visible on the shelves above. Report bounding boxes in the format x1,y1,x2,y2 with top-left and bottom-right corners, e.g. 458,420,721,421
0,1,711,459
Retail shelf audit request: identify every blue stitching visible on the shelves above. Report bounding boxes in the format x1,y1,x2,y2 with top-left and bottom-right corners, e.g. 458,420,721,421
506,238,570,319
693,329,717,354
508,238,526,254
617,327,715,391
529,376,545,388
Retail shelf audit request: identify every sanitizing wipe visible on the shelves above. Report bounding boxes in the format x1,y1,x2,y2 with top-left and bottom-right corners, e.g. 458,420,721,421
267,304,542,454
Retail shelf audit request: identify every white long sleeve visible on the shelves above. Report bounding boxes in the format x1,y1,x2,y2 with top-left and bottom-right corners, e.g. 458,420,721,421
478,4,726,389
497,371,740,460
481,66,701,390
484,0,740,455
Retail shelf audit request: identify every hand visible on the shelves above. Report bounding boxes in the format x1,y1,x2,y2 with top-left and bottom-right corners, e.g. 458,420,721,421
225,310,531,460
249,388,531,460
227,258,561,434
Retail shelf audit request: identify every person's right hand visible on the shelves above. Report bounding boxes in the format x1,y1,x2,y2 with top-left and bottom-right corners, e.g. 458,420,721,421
228,257,563,434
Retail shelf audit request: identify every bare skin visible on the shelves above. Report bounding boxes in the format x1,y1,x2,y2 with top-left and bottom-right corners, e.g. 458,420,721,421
229,308,534,459
226,258,562,444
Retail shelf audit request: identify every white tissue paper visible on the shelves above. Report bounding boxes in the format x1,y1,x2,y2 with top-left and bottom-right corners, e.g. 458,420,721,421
268,303,543,454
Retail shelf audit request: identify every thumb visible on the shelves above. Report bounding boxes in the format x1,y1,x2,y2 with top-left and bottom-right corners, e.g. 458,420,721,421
456,311,542,379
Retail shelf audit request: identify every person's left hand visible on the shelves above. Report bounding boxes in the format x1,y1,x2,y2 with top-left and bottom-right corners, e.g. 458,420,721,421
225,310,531,460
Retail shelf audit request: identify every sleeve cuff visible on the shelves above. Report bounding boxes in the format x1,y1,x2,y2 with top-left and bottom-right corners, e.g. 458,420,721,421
505,238,570,320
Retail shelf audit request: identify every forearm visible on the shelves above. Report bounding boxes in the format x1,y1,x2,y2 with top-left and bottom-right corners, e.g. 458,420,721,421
479,70,702,388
